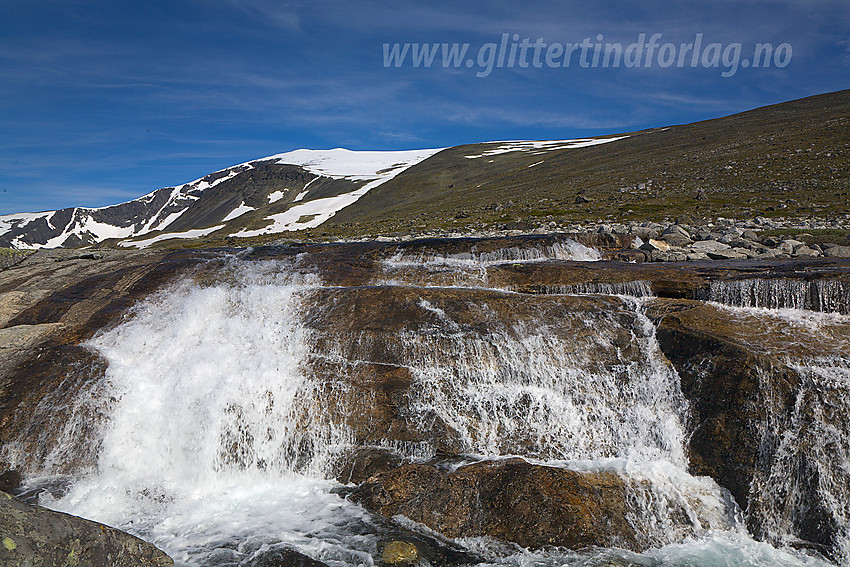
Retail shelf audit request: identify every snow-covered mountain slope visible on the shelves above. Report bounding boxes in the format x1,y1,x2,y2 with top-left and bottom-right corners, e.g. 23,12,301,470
0,136,632,249
0,148,443,249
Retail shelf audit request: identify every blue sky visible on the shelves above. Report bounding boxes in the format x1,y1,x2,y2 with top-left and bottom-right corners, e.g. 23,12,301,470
1,0,848,214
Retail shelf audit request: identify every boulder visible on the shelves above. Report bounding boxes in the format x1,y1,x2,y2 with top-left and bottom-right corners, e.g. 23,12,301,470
825,245,850,258
0,491,173,567
247,546,329,567
629,226,660,241
778,239,805,254
350,458,642,551
793,246,821,258
659,233,693,247
661,225,691,238
689,240,731,253
639,239,670,252
706,249,747,260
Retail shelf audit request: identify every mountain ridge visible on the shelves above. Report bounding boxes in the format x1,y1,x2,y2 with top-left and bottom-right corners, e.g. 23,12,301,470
2,89,848,249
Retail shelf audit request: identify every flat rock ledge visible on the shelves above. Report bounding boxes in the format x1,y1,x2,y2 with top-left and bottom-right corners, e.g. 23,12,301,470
0,491,173,567
350,457,643,552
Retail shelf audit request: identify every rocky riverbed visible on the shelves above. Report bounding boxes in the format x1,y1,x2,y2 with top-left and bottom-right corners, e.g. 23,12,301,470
0,236,849,566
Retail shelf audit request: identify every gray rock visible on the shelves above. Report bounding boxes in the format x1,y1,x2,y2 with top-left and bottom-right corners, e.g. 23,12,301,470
741,230,759,241
690,240,732,253
662,225,690,238
778,240,805,254
640,239,670,252
0,491,173,566
706,249,748,260
629,227,660,241
825,246,850,258
732,247,759,259
659,233,693,247
793,246,821,258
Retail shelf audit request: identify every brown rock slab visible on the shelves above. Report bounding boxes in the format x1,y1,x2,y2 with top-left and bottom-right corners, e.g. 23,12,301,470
350,458,641,551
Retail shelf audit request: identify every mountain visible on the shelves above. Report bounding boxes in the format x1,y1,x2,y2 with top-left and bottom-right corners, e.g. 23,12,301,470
1,90,848,249
0,148,442,249
324,89,849,236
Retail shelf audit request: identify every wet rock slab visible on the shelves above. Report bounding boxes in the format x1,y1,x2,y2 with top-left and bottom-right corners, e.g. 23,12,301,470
350,457,641,551
0,490,173,567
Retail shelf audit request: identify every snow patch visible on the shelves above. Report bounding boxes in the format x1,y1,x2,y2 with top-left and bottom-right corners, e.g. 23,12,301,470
233,147,444,237
118,225,225,249
267,191,286,204
264,148,443,181
465,136,628,159
221,202,256,222
233,177,388,237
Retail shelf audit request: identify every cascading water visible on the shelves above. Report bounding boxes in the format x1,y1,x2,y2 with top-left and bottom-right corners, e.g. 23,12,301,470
378,238,602,289
705,278,850,314
711,304,850,565
383,238,602,267
8,255,843,567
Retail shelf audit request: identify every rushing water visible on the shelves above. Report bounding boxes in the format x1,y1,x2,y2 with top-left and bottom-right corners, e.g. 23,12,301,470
705,278,850,314
8,253,847,567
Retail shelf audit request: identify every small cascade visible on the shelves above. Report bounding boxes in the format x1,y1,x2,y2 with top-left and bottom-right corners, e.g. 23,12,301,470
309,291,741,548
751,357,850,563
383,238,601,267
515,280,654,297
705,278,850,314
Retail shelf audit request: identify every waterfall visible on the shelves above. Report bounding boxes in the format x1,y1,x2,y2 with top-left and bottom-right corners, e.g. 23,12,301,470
514,280,654,296
383,238,601,267
750,356,850,563
7,257,841,566
705,278,850,314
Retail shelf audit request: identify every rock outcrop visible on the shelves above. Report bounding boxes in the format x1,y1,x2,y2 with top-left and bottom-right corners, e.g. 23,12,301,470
350,458,642,551
0,490,173,567
2,238,850,563
646,298,850,559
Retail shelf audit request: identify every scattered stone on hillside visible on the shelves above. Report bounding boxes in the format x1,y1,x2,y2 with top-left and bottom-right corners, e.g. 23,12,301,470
826,245,850,258
639,239,670,252
0,491,173,567
706,249,748,260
